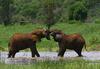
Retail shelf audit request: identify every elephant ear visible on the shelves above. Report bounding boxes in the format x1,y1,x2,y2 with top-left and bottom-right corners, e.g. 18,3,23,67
55,34,62,41
31,31,42,42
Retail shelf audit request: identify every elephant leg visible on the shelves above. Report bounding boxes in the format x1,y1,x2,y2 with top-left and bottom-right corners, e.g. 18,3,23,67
74,49,82,57
8,50,14,58
58,48,66,57
30,47,35,57
60,49,66,57
12,51,17,58
34,48,40,57
58,48,62,56
33,44,40,57
8,51,12,58
8,50,17,58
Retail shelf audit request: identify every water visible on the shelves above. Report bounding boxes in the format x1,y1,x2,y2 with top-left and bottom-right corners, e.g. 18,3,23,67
0,51,100,64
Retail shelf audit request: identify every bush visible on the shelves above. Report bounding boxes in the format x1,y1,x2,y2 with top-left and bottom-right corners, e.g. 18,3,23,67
68,1,88,22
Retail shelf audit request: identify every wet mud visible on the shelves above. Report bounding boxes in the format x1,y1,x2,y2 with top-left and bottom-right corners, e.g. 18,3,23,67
0,51,100,64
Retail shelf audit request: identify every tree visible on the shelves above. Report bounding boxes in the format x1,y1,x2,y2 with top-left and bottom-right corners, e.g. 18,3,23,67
0,0,13,26
68,1,87,22
82,0,100,8
42,0,55,29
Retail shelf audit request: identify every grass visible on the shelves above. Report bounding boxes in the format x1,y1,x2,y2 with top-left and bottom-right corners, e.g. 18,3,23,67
0,60,100,69
0,23,100,68
0,23,100,51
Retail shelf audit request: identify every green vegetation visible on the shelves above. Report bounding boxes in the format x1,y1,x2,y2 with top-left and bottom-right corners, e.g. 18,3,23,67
0,0,100,25
0,23,100,51
68,1,87,22
0,0,100,68
0,60,100,69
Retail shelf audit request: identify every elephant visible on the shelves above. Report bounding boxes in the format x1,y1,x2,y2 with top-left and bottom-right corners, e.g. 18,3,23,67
8,29,50,58
50,29,87,57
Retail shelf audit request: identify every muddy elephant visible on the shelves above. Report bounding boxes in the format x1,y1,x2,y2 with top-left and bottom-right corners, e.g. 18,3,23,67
8,29,50,58
50,29,87,57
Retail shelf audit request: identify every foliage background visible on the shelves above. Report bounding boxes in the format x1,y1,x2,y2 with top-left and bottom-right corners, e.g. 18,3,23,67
0,0,100,25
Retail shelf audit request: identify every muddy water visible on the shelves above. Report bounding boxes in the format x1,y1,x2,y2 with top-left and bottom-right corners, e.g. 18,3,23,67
0,51,100,64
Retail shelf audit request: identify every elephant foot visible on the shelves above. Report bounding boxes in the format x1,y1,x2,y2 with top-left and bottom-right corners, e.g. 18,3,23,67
36,54,40,57
8,56,10,58
31,57,36,60
8,54,12,58
77,55,83,57
37,55,40,57
58,55,64,57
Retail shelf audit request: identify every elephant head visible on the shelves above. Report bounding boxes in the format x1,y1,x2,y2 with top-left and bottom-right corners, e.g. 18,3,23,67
50,29,63,42
31,29,51,41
